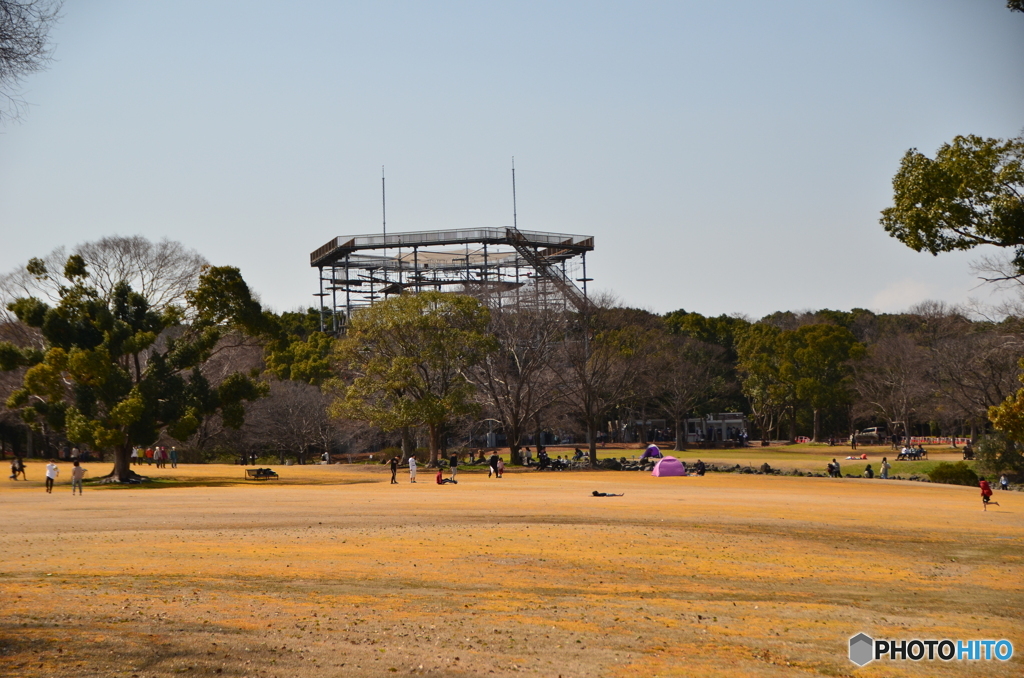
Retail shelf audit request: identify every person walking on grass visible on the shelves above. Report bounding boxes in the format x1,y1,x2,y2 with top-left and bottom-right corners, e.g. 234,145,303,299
979,477,999,511
496,457,505,478
880,457,891,480
488,452,500,478
390,456,399,484
45,460,59,493
449,452,459,483
408,455,417,483
15,455,26,480
1000,474,1009,491
170,446,178,468
71,460,86,495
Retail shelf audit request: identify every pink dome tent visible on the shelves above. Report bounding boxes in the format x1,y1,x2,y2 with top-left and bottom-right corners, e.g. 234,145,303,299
651,456,686,477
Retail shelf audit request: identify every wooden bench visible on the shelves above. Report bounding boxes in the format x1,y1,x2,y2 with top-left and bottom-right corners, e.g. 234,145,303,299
245,468,279,481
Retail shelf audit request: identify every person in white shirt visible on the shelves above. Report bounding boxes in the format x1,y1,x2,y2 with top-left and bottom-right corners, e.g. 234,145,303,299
408,455,417,483
45,461,59,494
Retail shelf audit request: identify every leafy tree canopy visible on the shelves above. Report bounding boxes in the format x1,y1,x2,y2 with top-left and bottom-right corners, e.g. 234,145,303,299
880,135,1024,272
0,258,268,480
664,309,750,356
263,308,336,386
331,292,495,464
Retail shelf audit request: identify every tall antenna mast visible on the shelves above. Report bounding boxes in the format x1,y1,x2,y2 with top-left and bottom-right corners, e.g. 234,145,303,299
511,157,518,231
381,165,387,240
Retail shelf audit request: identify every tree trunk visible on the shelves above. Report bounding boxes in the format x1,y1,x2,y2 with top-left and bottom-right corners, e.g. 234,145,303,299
401,426,415,463
674,417,686,452
588,420,599,464
508,434,522,466
788,407,797,443
113,442,132,482
638,406,648,446
533,412,543,455
105,441,145,483
812,408,821,443
427,423,440,466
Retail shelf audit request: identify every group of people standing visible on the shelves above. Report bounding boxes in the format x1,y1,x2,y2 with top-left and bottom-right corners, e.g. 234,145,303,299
387,452,491,484
130,446,177,468
43,459,88,494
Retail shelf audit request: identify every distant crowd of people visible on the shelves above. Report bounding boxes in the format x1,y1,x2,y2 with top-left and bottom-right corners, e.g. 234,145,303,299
130,446,178,468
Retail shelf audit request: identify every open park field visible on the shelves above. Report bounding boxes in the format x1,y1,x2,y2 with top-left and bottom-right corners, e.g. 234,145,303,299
1,458,1021,678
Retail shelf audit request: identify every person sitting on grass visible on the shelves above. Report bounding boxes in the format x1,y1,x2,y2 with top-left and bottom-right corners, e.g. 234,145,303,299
436,468,456,485
592,490,624,497
979,477,999,511
864,464,873,479
536,449,550,470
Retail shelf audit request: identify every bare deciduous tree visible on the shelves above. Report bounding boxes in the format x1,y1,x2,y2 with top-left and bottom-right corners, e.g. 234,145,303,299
0,0,61,121
929,329,1023,435
245,380,333,465
0,236,209,318
556,300,661,463
853,335,932,439
657,336,728,451
469,304,565,464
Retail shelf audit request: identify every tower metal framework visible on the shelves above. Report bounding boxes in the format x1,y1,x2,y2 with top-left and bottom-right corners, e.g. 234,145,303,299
310,227,595,333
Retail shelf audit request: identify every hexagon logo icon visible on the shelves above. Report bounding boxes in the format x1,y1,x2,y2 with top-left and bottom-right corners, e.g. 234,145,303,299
849,633,874,666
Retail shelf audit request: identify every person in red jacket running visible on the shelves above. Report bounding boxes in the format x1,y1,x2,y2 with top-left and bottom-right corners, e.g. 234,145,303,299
979,478,1000,511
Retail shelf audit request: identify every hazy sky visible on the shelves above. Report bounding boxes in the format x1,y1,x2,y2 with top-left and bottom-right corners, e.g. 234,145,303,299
1,1,1022,318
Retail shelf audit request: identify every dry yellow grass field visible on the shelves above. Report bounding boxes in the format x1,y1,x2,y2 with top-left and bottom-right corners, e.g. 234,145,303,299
1,460,1020,678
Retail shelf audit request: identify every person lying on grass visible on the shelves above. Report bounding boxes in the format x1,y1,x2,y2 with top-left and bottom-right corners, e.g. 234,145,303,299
592,491,623,497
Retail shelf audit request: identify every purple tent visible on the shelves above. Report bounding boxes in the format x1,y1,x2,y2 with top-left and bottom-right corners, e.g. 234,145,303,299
651,456,686,477
640,444,662,460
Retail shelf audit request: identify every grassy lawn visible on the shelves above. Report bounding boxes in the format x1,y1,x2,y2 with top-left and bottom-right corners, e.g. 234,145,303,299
1,462,1019,677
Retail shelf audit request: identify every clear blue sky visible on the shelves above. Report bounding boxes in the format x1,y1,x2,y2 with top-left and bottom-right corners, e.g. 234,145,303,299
1,1,1022,317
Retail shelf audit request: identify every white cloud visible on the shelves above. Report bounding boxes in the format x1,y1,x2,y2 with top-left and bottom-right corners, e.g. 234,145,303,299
870,279,931,313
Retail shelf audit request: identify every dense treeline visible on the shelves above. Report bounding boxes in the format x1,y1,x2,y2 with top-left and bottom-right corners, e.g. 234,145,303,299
3,237,1024,480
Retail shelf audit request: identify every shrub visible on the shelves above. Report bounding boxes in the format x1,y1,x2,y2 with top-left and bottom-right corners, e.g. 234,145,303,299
975,433,1024,477
928,462,979,487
